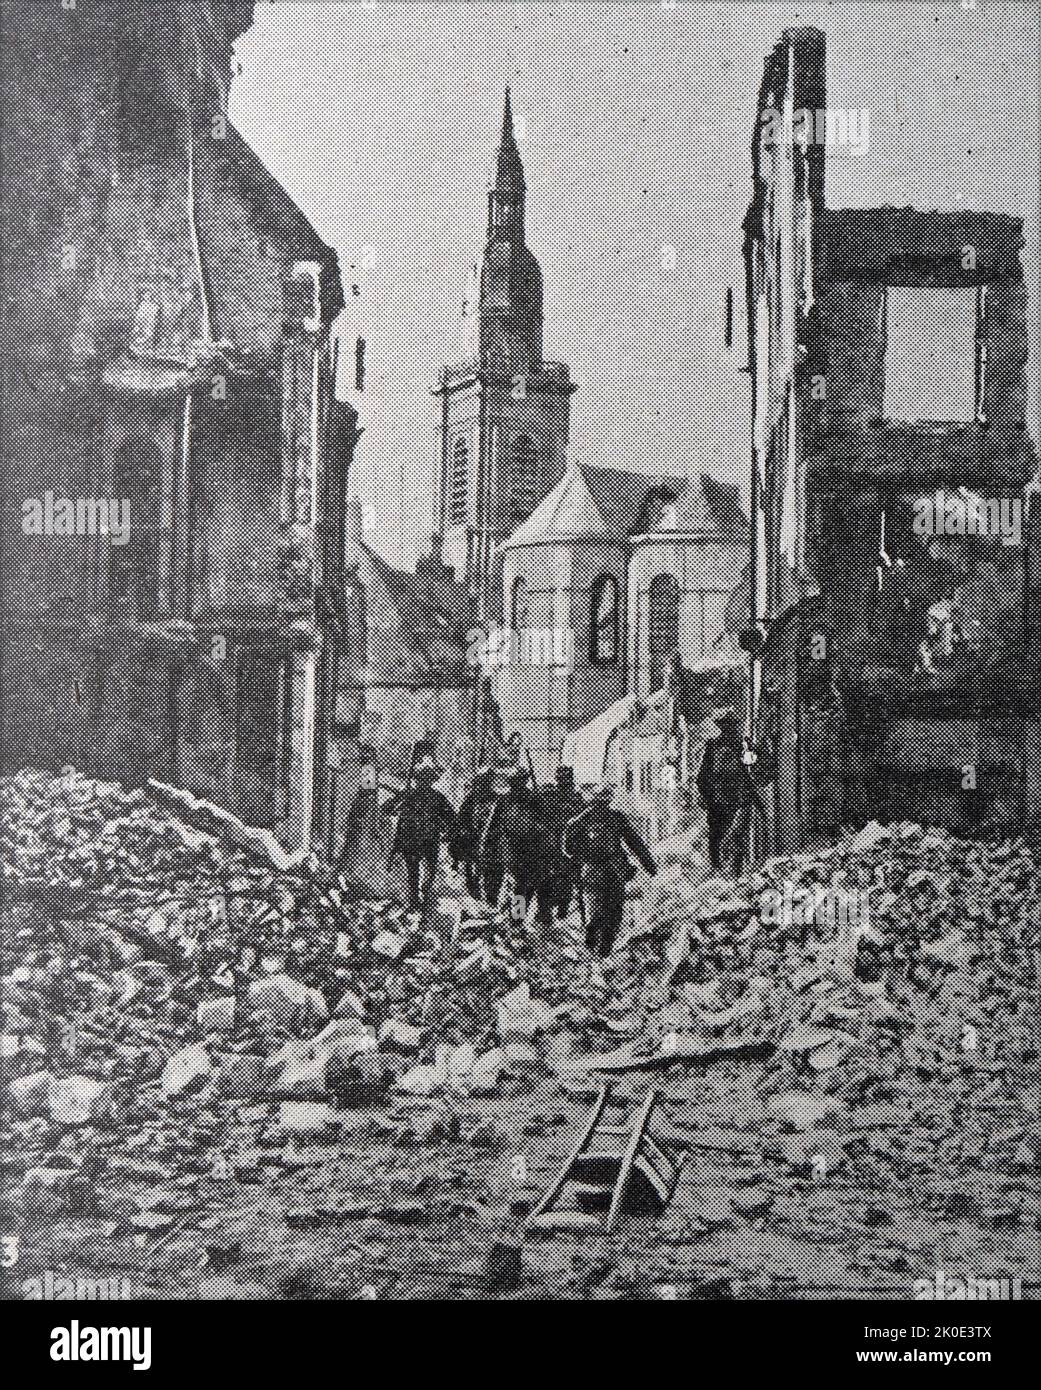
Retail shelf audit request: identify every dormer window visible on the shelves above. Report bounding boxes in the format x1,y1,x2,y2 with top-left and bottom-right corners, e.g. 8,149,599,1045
645,492,678,531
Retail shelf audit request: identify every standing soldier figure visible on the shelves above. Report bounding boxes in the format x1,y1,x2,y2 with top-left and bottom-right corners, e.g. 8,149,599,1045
453,762,498,900
563,784,658,957
386,747,457,912
696,708,761,875
538,765,584,919
336,744,394,897
480,765,555,926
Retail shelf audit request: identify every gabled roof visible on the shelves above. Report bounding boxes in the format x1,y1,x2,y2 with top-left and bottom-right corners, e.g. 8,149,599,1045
583,465,685,537
502,462,748,548
502,463,614,546
664,473,750,541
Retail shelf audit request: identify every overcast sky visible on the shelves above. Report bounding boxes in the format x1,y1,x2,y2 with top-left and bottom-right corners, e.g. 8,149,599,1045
230,1,1040,567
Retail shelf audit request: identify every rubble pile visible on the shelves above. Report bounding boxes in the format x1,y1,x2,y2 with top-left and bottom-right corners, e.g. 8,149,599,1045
592,821,1041,1216
639,821,1041,1070
0,771,598,1250
3,770,1039,1292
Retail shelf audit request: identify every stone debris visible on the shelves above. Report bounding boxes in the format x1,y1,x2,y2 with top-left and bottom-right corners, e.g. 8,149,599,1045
2,772,1039,1296
162,1044,213,1099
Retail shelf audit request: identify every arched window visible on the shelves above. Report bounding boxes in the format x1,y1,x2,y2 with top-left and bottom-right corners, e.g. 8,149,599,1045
590,575,619,665
509,435,538,523
647,572,681,691
511,575,530,632
449,437,468,525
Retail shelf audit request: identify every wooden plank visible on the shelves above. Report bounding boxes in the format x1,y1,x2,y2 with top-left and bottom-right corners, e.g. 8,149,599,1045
525,1085,609,1226
571,1153,625,1182
525,1211,602,1236
606,1088,658,1233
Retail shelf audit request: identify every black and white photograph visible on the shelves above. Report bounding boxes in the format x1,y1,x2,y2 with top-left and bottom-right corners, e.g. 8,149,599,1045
1,0,1039,1358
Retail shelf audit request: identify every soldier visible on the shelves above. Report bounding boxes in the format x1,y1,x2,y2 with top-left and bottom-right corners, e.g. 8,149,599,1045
695,708,760,875
563,784,658,957
386,748,457,912
480,764,555,925
453,762,498,900
537,765,585,918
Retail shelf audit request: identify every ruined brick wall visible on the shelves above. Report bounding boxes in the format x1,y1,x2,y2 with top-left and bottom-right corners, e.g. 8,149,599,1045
744,26,826,852
747,27,1040,844
1,1,355,849
808,209,1037,830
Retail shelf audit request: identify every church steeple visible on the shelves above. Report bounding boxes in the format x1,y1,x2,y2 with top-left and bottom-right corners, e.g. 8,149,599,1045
435,88,573,619
488,88,526,235
480,89,542,372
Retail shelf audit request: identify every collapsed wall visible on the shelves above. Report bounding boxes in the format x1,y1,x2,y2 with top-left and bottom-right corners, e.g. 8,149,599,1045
0,1,358,853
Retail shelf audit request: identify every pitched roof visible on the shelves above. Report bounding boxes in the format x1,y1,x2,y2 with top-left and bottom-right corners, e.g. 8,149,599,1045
501,463,748,548
355,542,476,688
501,461,682,548
501,464,613,546
665,473,750,540
583,465,685,537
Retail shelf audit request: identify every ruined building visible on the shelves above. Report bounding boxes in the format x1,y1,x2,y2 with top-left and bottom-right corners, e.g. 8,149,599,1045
0,1,359,854
745,28,1040,851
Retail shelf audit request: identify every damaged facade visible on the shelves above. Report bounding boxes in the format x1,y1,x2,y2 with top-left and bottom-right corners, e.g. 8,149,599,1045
745,28,1040,852
337,514,484,790
0,0,359,854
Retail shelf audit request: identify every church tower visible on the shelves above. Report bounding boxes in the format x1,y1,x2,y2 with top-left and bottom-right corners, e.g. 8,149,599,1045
434,90,575,619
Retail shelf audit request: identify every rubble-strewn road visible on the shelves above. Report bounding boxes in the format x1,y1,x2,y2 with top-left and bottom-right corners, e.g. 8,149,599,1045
2,771,1039,1299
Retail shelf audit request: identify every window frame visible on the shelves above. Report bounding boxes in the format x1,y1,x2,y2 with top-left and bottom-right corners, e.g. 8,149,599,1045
881,284,984,426
590,573,620,666
448,436,469,526
510,574,530,633
508,434,539,524
646,571,682,691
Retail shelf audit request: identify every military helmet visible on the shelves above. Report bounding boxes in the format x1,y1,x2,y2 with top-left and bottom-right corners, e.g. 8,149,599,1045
711,706,740,728
412,752,443,781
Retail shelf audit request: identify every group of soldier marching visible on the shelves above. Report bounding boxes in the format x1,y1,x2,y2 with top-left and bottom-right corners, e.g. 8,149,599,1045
346,705,761,958
365,743,657,957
